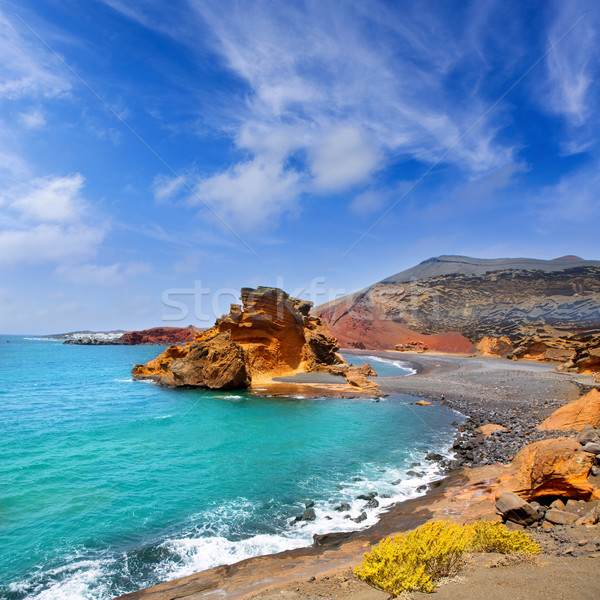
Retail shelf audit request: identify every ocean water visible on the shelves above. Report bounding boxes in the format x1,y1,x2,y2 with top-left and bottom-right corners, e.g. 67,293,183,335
0,337,462,599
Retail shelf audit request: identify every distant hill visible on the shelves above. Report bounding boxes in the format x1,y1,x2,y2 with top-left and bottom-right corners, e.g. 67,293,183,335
313,255,600,355
61,326,201,345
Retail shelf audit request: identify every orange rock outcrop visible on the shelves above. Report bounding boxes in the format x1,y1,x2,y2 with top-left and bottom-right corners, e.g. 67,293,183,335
132,287,345,389
475,336,513,356
496,437,599,501
537,389,600,431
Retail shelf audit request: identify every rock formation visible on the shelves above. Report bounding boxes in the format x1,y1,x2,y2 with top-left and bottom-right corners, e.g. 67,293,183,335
132,287,346,389
537,389,600,431
496,437,598,501
119,325,200,345
64,325,200,345
313,255,600,363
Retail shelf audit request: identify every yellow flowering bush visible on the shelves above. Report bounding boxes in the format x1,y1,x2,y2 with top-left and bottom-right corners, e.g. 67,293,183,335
354,520,541,595
469,520,541,555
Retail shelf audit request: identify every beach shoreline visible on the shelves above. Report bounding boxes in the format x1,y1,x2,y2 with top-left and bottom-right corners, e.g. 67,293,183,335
115,351,599,600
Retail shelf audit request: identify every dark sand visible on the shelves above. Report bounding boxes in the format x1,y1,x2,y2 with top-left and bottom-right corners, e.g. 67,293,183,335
116,352,599,600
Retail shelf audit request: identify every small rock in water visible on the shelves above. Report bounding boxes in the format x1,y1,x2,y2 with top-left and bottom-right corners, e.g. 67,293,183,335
365,498,379,509
334,503,351,512
425,453,443,461
416,485,427,493
406,470,423,478
352,512,367,523
356,492,377,500
305,500,315,509
391,479,402,485
293,507,316,523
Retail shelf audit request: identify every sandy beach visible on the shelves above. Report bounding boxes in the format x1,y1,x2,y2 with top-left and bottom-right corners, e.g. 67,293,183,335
116,352,600,600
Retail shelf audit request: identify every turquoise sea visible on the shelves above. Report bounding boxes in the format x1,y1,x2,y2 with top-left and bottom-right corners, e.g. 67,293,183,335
0,337,462,599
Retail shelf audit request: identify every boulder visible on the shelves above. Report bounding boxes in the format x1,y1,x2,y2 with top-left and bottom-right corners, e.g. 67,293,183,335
414,400,433,406
497,438,599,501
582,442,600,455
545,509,578,526
334,503,351,512
352,512,367,523
133,287,345,389
575,503,600,526
537,389,600,431
495,492,539,526
476,336,513,356
577,425,600,446
477,424,508,437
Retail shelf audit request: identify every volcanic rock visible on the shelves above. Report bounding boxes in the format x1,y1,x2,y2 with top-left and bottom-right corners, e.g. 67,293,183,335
119,325,200,345
313,255,600,354
132,287,345,389
497,437,599,501
476,336,513,356
577,425,600,446
495,492,539,526
545,508,579,526
537,389,600,431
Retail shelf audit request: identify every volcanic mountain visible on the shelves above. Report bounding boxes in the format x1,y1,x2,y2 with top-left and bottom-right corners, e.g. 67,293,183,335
313,255,600,367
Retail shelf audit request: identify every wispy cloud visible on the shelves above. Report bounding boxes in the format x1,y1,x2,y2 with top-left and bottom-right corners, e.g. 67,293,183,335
0,10,70,100
106,0,522,228
542,1,599,152
55,261,153,285
18,107,46,129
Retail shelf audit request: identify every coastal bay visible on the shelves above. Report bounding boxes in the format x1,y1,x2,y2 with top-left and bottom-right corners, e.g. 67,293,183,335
116,352,600,600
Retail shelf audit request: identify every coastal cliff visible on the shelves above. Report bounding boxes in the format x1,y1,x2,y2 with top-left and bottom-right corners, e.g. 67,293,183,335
132,287,346,389
314,255,600,370
63,325,200,345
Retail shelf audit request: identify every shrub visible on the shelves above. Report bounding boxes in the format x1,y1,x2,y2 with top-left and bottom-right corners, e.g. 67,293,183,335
354,520,540,595
468,520,541,555
354,521,472,594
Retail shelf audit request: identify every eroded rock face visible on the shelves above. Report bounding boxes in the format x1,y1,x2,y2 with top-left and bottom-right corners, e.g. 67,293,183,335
313,255,600,354
497,437,598,502
132,287,344,389
537,389,600,431
119,325,200,345
476,336,513,356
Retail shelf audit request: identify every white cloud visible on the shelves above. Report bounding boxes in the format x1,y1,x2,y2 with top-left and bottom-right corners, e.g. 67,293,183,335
309,125,380,192
115,1,522,228
194,156,301,229
11,174,85,222
152,173,185,203
18,108,46,129
0,224,104,266
0,173,107,268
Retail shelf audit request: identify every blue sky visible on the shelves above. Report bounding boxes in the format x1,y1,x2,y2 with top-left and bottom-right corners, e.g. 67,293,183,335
1,0,599,333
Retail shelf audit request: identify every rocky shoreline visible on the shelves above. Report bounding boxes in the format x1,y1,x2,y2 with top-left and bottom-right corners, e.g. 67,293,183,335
115,352,600,600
